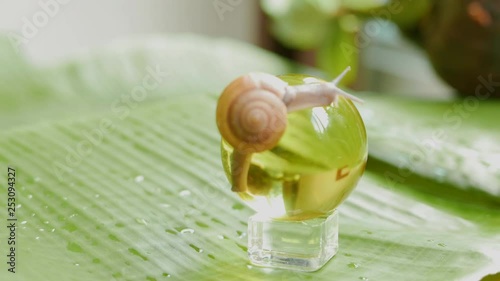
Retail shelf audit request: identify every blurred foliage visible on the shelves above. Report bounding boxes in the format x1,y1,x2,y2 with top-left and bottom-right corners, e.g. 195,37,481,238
260,0,341,50
261,0,500,97
421,0,500,97
316,19,359,85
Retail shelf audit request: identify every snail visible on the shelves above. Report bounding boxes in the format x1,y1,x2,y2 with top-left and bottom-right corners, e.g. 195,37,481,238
216,67,362,193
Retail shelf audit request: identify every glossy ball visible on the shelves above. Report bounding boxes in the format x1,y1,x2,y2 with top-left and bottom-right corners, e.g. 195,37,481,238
221,74,368,220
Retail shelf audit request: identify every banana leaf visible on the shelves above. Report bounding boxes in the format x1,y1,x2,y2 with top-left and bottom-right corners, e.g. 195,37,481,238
0,34,499,281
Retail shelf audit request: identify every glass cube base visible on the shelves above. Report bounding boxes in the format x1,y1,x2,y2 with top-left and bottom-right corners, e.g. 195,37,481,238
248,209,339,272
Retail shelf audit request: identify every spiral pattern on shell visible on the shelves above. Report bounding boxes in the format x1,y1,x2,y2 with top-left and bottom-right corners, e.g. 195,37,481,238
216,73,288,153
229,89,287,152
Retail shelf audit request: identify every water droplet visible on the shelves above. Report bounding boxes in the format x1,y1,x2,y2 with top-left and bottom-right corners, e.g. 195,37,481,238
180,228,195,234
44,220,50,224
179,190,191,197
27,194,33,199
427,239,434,242
135,218,148,225
35,236,40,240
94,194,100,198
51,228,55,233
246,264,253,269
134,175,144,183
162,273,171,278
232,203,244,210
236,230,246,238
39,228,45,232
67,242,83,253
438,243,446,247
128,248,148,261
108,234,120,242
208,254,216,260
74,263,80,267
217,235,228,240
20,221,27,225
17,204,22,209
236,244,247,252
359,277,369,281
211,218,226,226
189,244,203,253
434,167,448,182
348,262,360,269
195,221,209,228
92,258,101,264
34,177,41,182
62,223,77,232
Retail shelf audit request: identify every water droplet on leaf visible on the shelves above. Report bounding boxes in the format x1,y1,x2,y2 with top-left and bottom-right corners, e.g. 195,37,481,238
67,242,83,253
348,262,359,268
165,229,177,235
135,218,148,225
189,244,203,253
236,244,247,252
180,228,195,234
128,248,148,261
211,218,226,226
108,234,120,242
232,203,244,210
195,221,209,228
179,190,191,197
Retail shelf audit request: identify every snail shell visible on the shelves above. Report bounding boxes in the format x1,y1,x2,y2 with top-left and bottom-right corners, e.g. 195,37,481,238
216,73,289,153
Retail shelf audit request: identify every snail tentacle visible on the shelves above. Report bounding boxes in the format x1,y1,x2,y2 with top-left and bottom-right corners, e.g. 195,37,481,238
283,66,363,112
